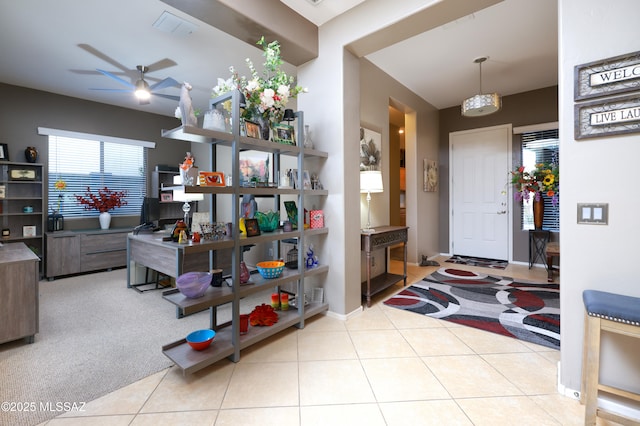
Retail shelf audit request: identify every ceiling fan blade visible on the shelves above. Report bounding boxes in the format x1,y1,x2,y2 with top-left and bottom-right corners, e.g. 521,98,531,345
149,77,179,91
96,69,134,88
89,88,133,93
152,93,180,101
78,44,130,72
145,58,177,73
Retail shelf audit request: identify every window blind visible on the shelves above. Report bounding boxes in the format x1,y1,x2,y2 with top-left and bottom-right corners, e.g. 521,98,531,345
48,135,147,217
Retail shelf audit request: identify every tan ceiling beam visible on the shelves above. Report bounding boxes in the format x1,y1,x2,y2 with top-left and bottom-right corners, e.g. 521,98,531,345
347,0,503,58
161,0,318,65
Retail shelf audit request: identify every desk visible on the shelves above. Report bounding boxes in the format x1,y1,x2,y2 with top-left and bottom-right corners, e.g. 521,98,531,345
361,226,408,307
0,242,40,344
528,230,550,269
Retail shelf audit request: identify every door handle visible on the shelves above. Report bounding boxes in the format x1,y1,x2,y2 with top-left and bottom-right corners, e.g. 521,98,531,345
497,210,507,215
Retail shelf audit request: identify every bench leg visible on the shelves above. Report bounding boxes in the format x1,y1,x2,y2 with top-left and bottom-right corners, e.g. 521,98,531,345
583,314,601,426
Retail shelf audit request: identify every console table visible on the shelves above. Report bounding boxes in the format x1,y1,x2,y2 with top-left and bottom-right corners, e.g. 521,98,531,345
361,226,408,307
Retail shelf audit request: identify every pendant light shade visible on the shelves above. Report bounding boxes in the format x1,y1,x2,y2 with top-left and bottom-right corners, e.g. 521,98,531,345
461,57,501,117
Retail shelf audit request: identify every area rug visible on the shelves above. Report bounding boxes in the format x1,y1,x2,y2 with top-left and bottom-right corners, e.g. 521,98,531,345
445,254,508,269
384,268,560,349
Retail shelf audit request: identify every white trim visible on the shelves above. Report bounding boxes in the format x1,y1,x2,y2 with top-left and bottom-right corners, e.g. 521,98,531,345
38,127,156,148
513,121,559,134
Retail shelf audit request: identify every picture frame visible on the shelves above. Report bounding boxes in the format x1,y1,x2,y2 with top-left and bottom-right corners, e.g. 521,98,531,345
23,225,36,237
239,150,273,187
0,143,8,161
199,171,226,187
284,201,298,227
0,185,5,199
191,212,210,234
160,192,173,202
244,218,261,237
245,120,261,139
272,123,295,145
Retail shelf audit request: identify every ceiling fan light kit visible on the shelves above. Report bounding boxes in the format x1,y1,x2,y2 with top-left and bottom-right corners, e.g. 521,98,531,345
461,57,501,117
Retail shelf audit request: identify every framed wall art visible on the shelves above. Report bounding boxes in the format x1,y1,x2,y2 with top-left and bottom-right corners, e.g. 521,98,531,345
359,127,381,171
424,159,438,192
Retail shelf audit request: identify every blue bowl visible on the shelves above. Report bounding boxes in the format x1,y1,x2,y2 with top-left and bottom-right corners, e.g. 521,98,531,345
186,329,216,350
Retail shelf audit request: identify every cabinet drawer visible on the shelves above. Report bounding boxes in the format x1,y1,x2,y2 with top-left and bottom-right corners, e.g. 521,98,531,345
81,250,127,272
80,232,127,254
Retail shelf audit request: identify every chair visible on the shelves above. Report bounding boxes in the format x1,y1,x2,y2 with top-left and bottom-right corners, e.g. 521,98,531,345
546,242,559,282
581,290,640,425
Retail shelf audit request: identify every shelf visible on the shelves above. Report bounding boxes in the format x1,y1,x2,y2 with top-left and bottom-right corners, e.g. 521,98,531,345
361,272,406,298
162,125,328,158
162,301,328,375
157,95,328,375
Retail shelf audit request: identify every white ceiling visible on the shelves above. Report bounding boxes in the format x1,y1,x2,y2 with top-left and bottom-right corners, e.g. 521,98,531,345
0,0,557,118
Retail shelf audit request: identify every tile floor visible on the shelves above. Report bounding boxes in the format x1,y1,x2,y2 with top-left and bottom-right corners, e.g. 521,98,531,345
44,256,601,425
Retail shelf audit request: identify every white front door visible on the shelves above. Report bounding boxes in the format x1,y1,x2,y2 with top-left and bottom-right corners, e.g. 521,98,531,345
450,125,511,260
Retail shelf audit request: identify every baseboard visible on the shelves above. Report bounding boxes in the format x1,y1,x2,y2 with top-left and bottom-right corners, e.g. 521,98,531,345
557,362,640,421
326,305,362,321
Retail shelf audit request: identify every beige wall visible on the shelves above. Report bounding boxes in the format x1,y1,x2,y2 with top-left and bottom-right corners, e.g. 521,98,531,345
559,0,640,397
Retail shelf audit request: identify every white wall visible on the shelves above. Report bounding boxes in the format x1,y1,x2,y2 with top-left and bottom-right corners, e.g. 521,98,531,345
559,0,640,395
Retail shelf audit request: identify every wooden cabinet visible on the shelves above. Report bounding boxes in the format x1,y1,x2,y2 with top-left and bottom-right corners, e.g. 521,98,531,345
46,228,131,279
155,90,329,374
0,242,40,344
0,161,44,274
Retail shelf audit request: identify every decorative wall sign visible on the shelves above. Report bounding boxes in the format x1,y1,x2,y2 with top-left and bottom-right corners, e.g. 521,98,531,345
574,94,640,139
574,50,640,101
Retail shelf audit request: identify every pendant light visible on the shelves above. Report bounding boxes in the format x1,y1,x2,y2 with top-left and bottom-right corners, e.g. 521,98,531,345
461,57,501,117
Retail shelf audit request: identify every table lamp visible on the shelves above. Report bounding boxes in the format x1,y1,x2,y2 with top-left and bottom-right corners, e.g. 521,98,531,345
172,176,204,228
360,170,383,233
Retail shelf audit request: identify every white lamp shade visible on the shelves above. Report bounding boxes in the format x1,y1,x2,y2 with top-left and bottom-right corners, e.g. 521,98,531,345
172,174,204,201
360,170,383,193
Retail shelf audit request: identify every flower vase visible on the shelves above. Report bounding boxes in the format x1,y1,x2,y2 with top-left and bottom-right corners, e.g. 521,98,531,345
99,211,111,230
255,114,271,140
533,193,544,229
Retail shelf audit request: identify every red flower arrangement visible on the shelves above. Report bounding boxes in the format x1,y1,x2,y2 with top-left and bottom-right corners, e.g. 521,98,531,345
75,187,128,213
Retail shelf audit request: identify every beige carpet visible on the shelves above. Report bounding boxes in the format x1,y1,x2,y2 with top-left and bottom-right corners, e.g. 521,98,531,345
0,268,270,426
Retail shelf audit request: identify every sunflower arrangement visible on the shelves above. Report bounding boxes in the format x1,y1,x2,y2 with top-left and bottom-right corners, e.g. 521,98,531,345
511,162,559,205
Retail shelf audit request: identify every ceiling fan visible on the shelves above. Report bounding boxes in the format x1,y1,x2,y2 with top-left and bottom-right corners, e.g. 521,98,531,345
92,65,180,105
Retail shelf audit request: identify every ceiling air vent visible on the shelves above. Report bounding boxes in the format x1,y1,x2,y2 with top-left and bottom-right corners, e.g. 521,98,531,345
152,11,198,36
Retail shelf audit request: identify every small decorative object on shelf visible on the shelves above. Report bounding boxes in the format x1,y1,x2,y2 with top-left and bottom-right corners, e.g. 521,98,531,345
24,146,38,163
47,211,64,232
179,152,198,186
239,261,250,284
74,186,128,230
249,304,278,326
310,210,324,229
178,82,198,127
255,210,279,232
303,124,313,149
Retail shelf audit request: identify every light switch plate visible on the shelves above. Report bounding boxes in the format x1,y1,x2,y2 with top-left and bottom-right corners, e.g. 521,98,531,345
577,203,608,225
